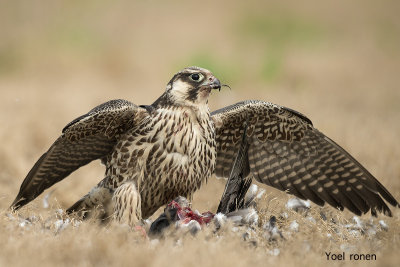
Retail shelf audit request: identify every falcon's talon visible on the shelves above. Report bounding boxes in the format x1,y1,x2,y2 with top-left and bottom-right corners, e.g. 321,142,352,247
10,66,399,229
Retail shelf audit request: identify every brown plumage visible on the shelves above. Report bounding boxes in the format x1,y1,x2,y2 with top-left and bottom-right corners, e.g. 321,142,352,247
11,67,399,227
212,100,399,216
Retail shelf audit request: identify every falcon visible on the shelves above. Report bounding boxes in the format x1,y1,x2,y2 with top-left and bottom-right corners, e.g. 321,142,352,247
10,67,399,226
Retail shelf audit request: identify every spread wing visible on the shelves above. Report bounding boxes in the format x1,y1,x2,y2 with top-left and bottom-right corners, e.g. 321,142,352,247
11,99,147,210
212,100,399,216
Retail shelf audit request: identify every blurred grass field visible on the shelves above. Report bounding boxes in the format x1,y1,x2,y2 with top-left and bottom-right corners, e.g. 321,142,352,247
1,0,399,266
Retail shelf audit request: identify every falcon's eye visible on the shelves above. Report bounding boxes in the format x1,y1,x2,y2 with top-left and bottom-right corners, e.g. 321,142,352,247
189,73,204,82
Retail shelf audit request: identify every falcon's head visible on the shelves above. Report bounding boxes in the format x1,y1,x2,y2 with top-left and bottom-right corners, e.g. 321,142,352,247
163,66,221,106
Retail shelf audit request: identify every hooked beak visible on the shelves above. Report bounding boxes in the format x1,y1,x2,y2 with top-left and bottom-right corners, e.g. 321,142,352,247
202,77,231,92
202,77,222,91
209,78,221,91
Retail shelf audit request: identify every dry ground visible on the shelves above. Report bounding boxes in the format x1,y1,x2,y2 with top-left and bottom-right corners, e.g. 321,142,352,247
0,0,399,266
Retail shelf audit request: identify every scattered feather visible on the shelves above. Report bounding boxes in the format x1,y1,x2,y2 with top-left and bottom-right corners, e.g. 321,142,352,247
177,220,201,236
379,220,388,231
289,220,299,232
263,216,284,241
286,198,311,212
213,213,227,230
226,208,258,226
54,219,70,233
42,190,54,209
268,248,280,256
244,184,265,208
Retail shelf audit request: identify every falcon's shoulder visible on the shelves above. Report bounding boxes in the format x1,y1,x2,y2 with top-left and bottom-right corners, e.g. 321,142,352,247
212,99,312,134
62,99,146,140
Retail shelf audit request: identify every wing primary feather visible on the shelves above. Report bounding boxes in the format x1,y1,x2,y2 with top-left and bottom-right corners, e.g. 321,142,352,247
322,134,399,208
217,120,251,214
11,151,50,209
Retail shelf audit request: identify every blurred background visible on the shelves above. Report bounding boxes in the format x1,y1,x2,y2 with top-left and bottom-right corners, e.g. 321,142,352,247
0,0,399,213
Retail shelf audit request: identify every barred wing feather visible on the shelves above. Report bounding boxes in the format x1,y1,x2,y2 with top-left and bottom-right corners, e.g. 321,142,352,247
11,99,145,210
212,100,399,216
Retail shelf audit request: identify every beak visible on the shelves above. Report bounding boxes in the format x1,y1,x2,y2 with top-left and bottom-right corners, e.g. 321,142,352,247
204,77,221,91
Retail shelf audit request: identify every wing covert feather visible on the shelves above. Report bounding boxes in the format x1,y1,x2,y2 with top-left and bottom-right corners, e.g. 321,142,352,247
11,99,146,210
212,100,399,216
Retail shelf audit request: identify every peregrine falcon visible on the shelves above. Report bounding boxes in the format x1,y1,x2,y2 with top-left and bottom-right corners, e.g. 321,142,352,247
11,67,399,226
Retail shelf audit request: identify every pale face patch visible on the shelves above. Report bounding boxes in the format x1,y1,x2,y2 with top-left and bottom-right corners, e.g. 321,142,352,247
169,79,192,105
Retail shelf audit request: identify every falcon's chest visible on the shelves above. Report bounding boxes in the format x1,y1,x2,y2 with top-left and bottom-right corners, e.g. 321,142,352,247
144,106,216,197
151,106,216,162
110,106,216,180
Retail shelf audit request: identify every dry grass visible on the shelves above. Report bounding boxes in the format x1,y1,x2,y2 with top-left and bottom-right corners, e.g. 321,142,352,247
1,0,400,266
